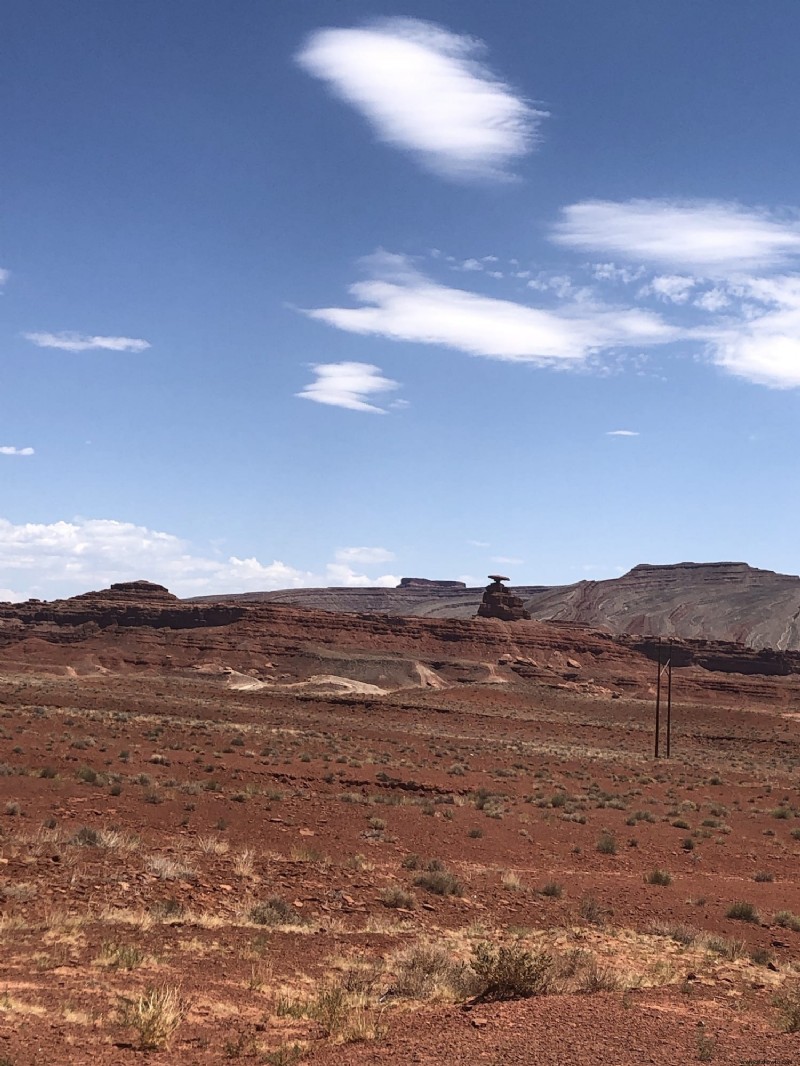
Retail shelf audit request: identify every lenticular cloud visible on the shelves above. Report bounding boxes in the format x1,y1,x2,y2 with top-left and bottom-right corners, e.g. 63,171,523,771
297,18,546,180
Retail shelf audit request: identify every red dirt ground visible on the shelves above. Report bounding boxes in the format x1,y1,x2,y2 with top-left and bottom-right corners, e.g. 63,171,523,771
0,590,798,1063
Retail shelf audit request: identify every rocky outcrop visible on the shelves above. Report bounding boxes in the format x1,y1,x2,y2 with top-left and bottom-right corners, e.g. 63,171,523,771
0,580,245,632
4,580,800,707
189,561,800,652
477,576,531,622
398,578,467,589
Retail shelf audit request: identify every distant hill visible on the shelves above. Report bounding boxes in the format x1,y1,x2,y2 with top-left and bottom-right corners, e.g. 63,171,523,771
187,562,800,651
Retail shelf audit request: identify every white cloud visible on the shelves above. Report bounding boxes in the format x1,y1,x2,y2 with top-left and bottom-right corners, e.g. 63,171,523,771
590,263,645,284
0,268,9,287
335,546,395,565
296,361,400,413
705,275,800,388
491,555,523,565
306,252,678,365
694,288,731,312
324,563,400,588
296,18,546,180
640,275,696,304
460,258,483,271
0,589,20,602
23,332,151,353
467,539,490,548
0,446,34,456
0,517,402,600
606,429,639,437
553,200,800,273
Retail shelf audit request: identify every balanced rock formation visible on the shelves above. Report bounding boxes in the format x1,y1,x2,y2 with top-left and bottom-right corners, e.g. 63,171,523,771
477,575,531,622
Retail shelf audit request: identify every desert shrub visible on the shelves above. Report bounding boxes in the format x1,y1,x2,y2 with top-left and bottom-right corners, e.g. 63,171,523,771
579,897,606,925
704,935,746,959
249,897,303,927
401,853,421,870
391,943,475,1000
682,837,695,850
470,942,553,1000
649,921,699,946
726,900,759,923
596,833,617,855
118,985,188,1049
645,868,672,886
774,985,800,1032
771,807,791,819
71,826,101,847
671,819,690,830
150,897,185,921
773,911,800,932
754,871,774,882
102,942,145,970
380,886,415,909
468,828,483,839
414,868,463,897
76,766,98,785
576,959,621,993
539,881,563,898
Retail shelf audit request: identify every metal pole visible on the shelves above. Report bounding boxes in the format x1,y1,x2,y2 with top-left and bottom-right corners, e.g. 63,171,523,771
655,639,661,758
666,646,673,758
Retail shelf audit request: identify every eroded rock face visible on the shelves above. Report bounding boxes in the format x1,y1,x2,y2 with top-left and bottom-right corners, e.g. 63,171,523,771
477,578,531,622
0,580,246,631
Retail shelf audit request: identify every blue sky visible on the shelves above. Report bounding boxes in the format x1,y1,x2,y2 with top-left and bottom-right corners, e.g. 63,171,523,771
3,0,800,599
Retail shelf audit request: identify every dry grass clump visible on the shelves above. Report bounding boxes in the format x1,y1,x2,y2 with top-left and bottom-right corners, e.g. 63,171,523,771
390,942,476,1001
413,860,463,897
773,910,800,932
774,984,800,1033
379,885,415,909
645,868,672,886
471,942,553,1000
725,900,759,923
249,897,304,927
117,984,188,1049
147,855,197,881
276,981,382,1045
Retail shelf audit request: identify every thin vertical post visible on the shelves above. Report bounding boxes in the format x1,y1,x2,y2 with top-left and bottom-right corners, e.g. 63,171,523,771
655,639,662,758
666,646,673,758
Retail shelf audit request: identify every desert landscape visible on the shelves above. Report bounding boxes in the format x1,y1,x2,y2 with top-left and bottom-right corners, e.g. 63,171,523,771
0,577,798,1064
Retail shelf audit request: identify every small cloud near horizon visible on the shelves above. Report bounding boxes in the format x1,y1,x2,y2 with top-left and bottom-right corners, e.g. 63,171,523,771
0,446,34,456
606,429,639,437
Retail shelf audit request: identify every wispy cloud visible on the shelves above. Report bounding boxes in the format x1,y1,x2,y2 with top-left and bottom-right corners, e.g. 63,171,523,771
296,361,400,413
305,252,678,365
0,268,10,287
335,546,395,565
491,555,523,565
23,332,151,353
606,429,639,437
0,517,400,599
297,18,546,180
552,199,800,274
467,539,490,548
0,446,34,456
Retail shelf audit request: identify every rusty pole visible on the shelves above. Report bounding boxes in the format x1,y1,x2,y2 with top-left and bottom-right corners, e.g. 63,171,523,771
655,639,662,758
666,645,673,758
